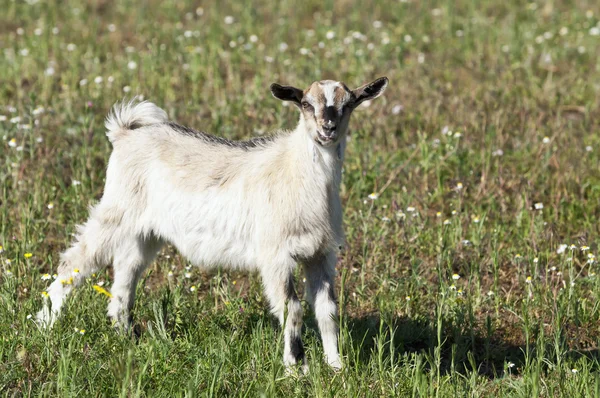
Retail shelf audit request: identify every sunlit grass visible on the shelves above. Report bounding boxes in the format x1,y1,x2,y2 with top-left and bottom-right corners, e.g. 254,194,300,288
2,0,600,396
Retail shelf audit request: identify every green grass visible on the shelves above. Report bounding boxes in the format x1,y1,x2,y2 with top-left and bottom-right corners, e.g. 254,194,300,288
2,0,600,396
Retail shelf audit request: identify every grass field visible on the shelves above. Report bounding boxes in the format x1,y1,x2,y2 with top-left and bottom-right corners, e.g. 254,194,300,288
2,0,600,396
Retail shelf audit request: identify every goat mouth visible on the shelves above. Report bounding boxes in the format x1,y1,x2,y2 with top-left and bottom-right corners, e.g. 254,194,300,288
316,132,336,145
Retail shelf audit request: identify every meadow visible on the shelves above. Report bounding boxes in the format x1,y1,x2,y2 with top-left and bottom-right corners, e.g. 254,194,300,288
2,0,600,396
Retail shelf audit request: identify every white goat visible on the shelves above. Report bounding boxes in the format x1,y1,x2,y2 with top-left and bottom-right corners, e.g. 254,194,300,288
37,77,389,370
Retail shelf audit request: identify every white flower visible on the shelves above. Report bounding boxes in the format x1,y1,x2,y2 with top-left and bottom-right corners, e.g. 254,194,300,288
184,272,192,278
492,149,504,157
452,273,460,280
368,192,379,200
41,273,51,280
127,61,137,70
20,48,30,56
108,24,116,32
406,206,416,213
326,31,335,40
557,244,568,254
278,42,288,52
249,35,258,43
392,105,403,115
417,53,425,63
381,216,391,223
224,16,234,24
571,368,578,374
542,136,550,144
45,67,55,76
0,115,6,121
507,362,515,368
79,79,88,86
8,138,17,148
534,202,544,210
404,34,412,43
10,116,21,124
123,86,131,93
590,27,600,36
66,43,77,51
586,146,593,152
94,76,103,84
72,179,81,186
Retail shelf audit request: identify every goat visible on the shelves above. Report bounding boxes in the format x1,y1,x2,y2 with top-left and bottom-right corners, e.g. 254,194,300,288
37,77,389,370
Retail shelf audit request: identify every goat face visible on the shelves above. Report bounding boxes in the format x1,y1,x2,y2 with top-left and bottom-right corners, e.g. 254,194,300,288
270,77,389,147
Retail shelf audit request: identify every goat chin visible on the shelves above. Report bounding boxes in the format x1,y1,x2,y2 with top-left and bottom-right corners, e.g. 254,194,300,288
37,77,388,371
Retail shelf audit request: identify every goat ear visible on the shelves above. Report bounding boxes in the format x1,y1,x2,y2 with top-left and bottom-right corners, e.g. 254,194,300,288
270,83,303,106
351,77,389,108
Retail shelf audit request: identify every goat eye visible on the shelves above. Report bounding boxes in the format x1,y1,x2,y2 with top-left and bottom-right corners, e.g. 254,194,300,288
302,102,313,110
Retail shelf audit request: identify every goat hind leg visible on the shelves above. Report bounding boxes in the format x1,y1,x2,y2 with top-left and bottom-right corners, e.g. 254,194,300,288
107,234,163,330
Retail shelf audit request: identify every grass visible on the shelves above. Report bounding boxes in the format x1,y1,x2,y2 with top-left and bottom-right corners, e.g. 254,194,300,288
2,0,600,396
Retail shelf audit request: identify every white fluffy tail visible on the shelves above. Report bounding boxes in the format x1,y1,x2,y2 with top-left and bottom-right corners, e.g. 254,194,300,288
105,100,168,143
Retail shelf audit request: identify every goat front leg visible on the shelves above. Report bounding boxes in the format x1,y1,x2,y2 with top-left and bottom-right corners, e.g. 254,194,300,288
261,266,306,370
303,251,341,369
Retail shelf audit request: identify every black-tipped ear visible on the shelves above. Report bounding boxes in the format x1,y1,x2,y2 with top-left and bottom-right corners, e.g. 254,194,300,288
270,83,303,107
352,77,389,107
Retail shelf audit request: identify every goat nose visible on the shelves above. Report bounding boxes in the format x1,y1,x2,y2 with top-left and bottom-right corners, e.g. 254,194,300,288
322,122,336,135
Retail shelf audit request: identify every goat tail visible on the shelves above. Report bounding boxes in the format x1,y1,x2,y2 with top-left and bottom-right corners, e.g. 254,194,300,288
105,99,169,143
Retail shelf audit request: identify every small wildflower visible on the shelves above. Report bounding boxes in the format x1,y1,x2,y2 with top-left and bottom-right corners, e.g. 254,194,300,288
224,16,234,24
167,271,174,277
533,257,539,264
525,276,532,284
184,272,192,278
93,284,112,297
368,192,379,200
47,202,54,209
451,210,457,216
27,314,32,320
41,273,51,281
507,362,515,368
542,136,550,144
127,61,137,70
381,216,390,223
436,212,442,217
72,268,80,274
457,289,463,296
557,244,567,254
79,329,85,335
449,284,457,291
581,246,590,252
443,219,451,225
41,291,49,298
396,211,406,220
0,245,3,253
456,182,463,190
190,285,197,292
72,179,81,186
571,368,578,374
487,291,494,297
473,217,480,224
24,253,33,259
406,206,416,213
232,280,237,285
570,244,578,250
326,30,335,40
452,273,460,280
9,138,17,148
534,203,544,210
79,79,88,86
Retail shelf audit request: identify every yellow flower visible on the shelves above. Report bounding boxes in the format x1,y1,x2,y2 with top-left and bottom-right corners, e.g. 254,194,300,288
41,291,49,298
24,253,33,259
405,295,411,301
92,285,112,298
526,276,532,284
79,329,86,335
232,280,237,285
73,268,80,274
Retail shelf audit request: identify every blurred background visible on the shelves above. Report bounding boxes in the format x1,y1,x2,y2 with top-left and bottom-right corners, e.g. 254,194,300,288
2,1,600,396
